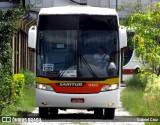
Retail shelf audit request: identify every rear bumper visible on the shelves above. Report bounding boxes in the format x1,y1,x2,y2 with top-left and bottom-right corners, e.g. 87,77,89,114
36,88,120,108
123,74,133,81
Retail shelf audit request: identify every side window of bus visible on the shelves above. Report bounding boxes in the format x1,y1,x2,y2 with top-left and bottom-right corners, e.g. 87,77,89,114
123,48,133,66
123,31,134,66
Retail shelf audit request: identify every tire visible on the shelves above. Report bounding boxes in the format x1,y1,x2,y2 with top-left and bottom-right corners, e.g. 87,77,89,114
104,108,115,119
134,68,140,74
50,108,58,117
94,108,103,117
39,107,49,118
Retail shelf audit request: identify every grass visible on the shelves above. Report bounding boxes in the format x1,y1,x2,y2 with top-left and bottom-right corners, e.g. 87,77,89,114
2,85,35,117
121,87,148,116
121,87,160,125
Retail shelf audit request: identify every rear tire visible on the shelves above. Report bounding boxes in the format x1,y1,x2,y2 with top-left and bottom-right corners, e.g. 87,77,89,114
134,68,140,74
39,107,49,118
104,108,115,119
94,108,103,117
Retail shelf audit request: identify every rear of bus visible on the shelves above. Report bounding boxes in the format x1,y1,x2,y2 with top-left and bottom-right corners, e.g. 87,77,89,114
122,31,144,82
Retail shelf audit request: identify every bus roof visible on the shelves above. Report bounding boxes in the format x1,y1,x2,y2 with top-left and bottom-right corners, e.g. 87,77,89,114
39,6,118,16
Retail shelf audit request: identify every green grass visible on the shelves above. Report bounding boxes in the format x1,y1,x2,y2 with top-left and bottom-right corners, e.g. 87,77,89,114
2,85,35,117
121,87,160,125
121,87,144,116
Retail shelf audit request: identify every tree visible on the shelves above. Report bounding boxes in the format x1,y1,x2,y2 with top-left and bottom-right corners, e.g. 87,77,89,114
0,6,25,114
117,2,142,26
119,2,160,75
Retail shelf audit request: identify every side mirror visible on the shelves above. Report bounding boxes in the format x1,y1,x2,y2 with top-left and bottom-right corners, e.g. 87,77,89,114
119,26,127,49
107,62,117,76
28,26,37,50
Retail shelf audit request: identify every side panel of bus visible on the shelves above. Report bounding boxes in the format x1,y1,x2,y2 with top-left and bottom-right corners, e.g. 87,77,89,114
122,49,144,82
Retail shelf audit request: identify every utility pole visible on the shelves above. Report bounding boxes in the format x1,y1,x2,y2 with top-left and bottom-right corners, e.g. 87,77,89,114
98,0,101,7
151,0,153,9
116,0,118,10
21,0,25,8
108,0,110,8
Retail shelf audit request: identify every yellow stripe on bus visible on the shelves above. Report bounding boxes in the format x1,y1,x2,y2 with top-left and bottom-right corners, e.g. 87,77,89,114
35,77,119,84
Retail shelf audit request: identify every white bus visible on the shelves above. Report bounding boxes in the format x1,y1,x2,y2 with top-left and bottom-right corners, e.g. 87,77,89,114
28,6,127,119
122,31,144,82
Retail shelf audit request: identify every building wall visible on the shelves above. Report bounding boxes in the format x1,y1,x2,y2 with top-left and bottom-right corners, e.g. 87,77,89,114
28,0,74,11
26,0,160,18
11,18,37,74
27,0,160,10
0,1,16,9
12,31,28,73
54,0,72,6
87,0,111,7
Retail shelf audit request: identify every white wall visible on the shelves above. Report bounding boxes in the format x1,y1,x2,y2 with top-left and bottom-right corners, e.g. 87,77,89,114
87,0,100,7
87,0,159,9
53,0,71,7
28,0,74,9
87,0,118,9
27,0,160,18
0,2,15,8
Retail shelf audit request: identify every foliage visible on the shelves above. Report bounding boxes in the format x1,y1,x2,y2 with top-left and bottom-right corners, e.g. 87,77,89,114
121,87,160,118
119,2,160,75
118,2,142,26
122,74,160,122
2,84,35,117
12,74,25,104
144,74,160,99
0,6,25,114
19,69,35,86
120,3,160,123
125,74,146,89
126,72,160,96
0,67,12,113
117,2,142,14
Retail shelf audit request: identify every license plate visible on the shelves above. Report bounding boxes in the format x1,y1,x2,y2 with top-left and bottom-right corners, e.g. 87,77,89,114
71,98,84,103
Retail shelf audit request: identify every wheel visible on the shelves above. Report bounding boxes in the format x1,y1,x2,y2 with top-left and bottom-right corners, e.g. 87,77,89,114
94,108,103,117
104,108,115,119
50,108,58,117
134,68,140,74
39,107,49,118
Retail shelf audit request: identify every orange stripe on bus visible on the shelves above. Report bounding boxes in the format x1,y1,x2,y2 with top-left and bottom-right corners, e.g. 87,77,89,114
51,83,104,94
35,77,119,94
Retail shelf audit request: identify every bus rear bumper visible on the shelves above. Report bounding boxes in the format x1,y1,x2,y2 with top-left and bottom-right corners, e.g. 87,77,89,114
36,88,120,108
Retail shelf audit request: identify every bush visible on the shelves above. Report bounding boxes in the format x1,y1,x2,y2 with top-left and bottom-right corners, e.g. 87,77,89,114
19,69,34,86
0,72,12,114
0,6,25,115
2,81,36,117
0,69,34,115
144,74,160,99
12,74,25,104
125,74,146,89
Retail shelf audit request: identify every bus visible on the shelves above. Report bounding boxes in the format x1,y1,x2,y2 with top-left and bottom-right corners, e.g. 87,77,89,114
122,31,144,82
28,6,127,119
